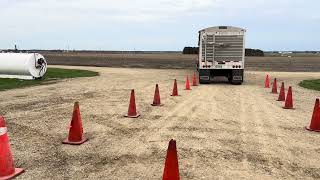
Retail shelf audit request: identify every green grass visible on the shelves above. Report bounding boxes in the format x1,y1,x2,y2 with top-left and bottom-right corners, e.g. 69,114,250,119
299,79,320,91
0,68,99,91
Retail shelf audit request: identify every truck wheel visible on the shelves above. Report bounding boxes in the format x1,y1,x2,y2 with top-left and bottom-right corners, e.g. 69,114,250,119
230,69,244,85
199,79,210,84
231,80,242,85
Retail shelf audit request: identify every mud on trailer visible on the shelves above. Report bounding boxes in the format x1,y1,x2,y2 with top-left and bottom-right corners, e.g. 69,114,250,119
197,26,246,84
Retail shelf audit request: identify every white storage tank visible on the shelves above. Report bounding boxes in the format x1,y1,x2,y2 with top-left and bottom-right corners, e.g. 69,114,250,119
0,53,47,80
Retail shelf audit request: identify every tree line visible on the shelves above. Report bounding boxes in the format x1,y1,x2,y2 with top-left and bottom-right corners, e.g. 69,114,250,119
183,47,264,56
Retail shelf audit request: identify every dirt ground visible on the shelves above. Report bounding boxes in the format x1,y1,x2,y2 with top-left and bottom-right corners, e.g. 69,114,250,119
45,52,320,72
1,66,320,179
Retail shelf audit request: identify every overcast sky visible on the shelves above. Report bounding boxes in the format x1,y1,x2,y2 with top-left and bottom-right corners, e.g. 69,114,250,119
1,0,319,51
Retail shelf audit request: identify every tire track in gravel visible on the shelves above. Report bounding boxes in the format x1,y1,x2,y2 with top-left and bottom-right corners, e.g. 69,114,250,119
166,84,219,143
177,85,219,179
253,88,317,178
237,87,251,175
243,85,310,178
247,89,275,174
140,88,203,143
104,80,204,178
104,81,203,147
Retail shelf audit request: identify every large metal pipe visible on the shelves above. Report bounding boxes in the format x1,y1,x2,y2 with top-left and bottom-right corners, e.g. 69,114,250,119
0,53,47,80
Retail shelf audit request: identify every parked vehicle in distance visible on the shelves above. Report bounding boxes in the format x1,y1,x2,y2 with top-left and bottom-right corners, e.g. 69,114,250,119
198,26,246,84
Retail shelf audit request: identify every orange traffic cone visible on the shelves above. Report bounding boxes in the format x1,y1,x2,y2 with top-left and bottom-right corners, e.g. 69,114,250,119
63,102,88,145
185,76,191,90
306,98,320,132
192,73,198,86
152,84,162,106
283,86,294,109
125,89,140,118
171,79,179,96
0,116,24,180
272,78,278,94
277,82,286,101
162,139,180,180
265,74,270,88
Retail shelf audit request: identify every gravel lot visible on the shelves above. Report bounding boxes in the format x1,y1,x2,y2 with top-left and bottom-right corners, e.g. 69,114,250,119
1,66,320,179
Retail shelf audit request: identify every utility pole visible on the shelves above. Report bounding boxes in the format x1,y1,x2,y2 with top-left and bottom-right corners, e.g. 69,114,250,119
14,44,18,53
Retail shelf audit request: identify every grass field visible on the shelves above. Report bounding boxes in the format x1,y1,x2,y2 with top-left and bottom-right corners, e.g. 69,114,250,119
299,79,320,91
0,68,98,91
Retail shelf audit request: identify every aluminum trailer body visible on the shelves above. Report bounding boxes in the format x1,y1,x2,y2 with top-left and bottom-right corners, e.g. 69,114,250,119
198,26,246,84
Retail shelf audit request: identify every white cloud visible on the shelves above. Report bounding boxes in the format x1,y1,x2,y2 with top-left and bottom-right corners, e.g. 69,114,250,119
1,0,319,24
0,0,319,50
1,0,218,23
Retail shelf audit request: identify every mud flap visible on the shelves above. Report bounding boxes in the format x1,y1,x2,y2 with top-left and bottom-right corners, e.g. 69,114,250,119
231,69,244,85
199,69,210,84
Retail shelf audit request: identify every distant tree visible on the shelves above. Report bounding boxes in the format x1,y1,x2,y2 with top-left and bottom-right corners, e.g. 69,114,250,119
183,47,264,56
245,49,264,56
182,47,199,54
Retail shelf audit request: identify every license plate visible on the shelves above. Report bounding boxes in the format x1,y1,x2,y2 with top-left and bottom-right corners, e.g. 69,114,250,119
215,65,222,68
233,76,243,80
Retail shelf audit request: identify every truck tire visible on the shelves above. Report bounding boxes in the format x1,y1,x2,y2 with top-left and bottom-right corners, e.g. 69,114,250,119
230,69,244,85
231,81,242,85
199,69,211,84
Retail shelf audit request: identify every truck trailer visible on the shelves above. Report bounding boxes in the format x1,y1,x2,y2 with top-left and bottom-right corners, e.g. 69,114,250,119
197,26,246,84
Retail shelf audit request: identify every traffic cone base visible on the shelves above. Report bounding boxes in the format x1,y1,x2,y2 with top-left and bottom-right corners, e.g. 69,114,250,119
151,84,162,106
192,73,198,86
63,102,88,145
0,168,24,180
185,76,191,90
283,86,294,109
271,78,278,94
162,139,180,180
0,116,24,180
282,107,295,110
125,90,140,118
305,126,320,132
124,114,140,118
305,99,320,132
171,79,179,96
62,137,88,145
151,103,163,106
265,75,270,88
277,82,286,101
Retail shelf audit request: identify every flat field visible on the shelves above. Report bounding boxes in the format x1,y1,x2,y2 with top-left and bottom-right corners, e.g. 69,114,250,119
45,52,320,72
1,65,320,179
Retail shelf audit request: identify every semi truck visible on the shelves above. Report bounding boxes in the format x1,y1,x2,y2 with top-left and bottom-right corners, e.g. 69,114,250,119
197,26,246,84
